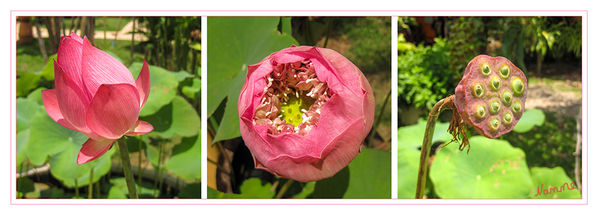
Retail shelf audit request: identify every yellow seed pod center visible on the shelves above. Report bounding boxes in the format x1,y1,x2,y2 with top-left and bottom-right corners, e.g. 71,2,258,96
280,93,315,127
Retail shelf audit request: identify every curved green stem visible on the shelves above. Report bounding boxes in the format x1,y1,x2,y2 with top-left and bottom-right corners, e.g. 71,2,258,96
415,95,454,199
275,179,295,199
117,138,138,199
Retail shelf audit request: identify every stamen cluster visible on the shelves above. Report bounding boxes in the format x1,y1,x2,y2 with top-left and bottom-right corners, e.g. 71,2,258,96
253,59,332,136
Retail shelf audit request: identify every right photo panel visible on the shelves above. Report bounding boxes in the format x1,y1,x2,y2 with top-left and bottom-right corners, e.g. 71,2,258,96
397,17,582,199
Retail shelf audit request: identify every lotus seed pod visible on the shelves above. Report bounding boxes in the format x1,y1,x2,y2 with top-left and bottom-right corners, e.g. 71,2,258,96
454,55,527,138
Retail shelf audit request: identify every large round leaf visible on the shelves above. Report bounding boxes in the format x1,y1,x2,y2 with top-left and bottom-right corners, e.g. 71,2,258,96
207,17,298,142
208,178,274,199
312,148,391,199
107,177,159,199
16,130,31,168
27,87,46,105
398,119,451,151
16,97,42,167
141,96,200,138
17,97,41,133
165,134,201,181
430,136,533,198
49,144,114,188
530,167,581,199
26,111,87,166
397,145,422,199
513,108,545,133
181,77,201,99
129,63,180,116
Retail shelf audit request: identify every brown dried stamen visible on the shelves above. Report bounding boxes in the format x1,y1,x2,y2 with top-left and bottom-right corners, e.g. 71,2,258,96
253,59,332,136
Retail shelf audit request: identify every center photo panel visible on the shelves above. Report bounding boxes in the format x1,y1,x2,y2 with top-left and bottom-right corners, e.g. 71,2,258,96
206,17,392,199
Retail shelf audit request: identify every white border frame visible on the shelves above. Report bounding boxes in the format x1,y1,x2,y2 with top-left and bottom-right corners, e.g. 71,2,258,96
9,10,588,206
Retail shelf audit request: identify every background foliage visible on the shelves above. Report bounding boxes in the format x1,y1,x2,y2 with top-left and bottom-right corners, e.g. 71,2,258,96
398,17,582,123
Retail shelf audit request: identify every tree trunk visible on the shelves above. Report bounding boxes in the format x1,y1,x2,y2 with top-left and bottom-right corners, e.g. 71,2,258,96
80,17,95,45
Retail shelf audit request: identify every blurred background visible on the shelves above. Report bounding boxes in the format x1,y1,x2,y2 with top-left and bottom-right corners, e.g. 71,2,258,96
207,17,391,198
16,16,202,199
397,17,582,199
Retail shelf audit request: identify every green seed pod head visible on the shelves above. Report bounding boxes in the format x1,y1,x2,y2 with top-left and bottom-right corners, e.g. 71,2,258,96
454,55,528,138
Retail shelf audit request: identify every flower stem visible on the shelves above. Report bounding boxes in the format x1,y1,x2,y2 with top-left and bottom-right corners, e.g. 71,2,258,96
367,88,391,146
88,167,94,199
415,95,454,199
117,138,138,199
275,179,295,199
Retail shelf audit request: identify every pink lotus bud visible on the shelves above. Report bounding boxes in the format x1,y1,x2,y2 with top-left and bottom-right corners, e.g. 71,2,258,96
41,33,153,165
238,46,375,182
454,55,527,138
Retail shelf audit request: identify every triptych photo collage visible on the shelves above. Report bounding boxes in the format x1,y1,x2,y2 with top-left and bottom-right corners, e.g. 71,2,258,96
11,14,586,202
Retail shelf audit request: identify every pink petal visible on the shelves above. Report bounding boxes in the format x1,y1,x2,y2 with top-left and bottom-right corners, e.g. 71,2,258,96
77,138,114,165
69,32,84,43
57,34,85,93
135,60,151,109
41,89,76,130
81,37,135,97
256,118,365,182
86,83,140,140
125,120,153,136
54,62,92,134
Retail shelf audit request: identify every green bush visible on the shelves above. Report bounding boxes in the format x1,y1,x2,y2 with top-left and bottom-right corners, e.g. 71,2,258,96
398,38,458,110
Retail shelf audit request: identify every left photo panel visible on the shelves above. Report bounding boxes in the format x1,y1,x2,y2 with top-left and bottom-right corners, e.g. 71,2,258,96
15,16,202,199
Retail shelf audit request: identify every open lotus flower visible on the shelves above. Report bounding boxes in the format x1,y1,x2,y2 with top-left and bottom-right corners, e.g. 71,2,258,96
42,33,153,165
238,46,375,182
454,55,527,138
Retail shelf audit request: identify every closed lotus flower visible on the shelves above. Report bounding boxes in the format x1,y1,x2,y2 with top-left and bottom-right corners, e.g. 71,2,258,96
238,46,375,182
41,33,153,165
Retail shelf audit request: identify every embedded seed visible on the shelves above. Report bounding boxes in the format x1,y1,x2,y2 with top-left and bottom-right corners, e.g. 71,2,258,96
503,112,513,124
512,100,522,113
500,65,510,79
481,63,491,75
502,91,513,105
512,78,524,95
472,83,484,97
489,100,501,114
475,105,486,119
489,117,501,131
490,76,501,91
